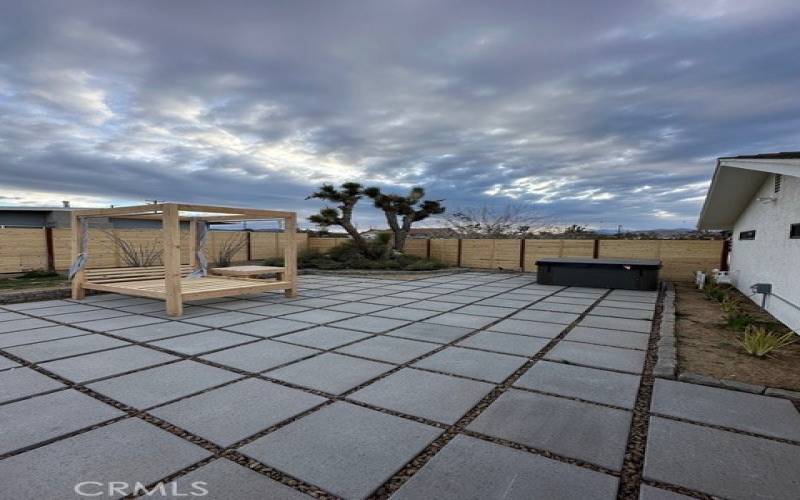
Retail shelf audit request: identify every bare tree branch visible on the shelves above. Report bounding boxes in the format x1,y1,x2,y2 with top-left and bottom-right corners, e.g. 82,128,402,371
440,203,550,239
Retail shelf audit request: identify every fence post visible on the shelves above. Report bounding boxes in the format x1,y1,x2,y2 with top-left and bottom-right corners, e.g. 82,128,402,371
45,227,55,272
246,231,252,261
519,238,526,271
593,239,599,259
457,239,463,267
426,239,431,259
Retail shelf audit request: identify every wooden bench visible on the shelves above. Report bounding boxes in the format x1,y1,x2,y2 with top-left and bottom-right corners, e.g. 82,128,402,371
210,265,286,280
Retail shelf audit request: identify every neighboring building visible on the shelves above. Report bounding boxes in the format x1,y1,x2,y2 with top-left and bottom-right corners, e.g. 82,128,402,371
0,205,178,229
697,152,800,332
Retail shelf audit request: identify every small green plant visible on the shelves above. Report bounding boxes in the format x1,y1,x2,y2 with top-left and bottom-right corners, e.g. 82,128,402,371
703,282,728,302
721,296,755,331
739,325,796,357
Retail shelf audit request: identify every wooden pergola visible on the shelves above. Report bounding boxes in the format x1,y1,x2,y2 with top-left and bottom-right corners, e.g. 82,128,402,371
70,203,297,316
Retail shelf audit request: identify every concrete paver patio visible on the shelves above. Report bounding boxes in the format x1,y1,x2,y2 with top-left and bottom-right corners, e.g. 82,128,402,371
0,271,799,499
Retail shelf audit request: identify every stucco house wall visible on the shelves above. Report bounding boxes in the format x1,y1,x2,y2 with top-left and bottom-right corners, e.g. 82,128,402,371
729,173,800,332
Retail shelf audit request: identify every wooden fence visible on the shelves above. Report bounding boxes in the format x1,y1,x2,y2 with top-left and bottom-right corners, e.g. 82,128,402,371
0,228,308,273
0,228,721,281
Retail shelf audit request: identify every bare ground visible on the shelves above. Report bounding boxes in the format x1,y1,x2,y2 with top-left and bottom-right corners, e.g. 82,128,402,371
675,282,800,391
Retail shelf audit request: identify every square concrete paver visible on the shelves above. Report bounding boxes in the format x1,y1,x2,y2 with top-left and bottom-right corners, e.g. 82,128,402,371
5,334,130,363
25,304,101,317
457,304,516,318
638,485,695,500
201,340,320,372
4,299,74,311
87,360,241,409
651,379,800,441
530,302,590,314
511,309,579,325
151,379,326,447
474,297,532,309
0,324,89,348
183,311,263,328
39,345,179,383
405,300,463,312
281,309,357,324
277,326,371,350
48,308,133,323
326,302,390,314
423,313,497,329
0,389,124,454
330,315,411,333
362,296,419,306
598,299,654,311
0,418,210,499
225,318,310,337
590,306,653,321
565,326,649,350
468,390,632,470
150,330,257,355
487,319,566,339
165,459,309,500
392,435,619,500
266,352,393,394
0,357,18,370
0,317,53,334
546,341,645,373
239,402,441,499
578,316,652,333
515,360,641,409
111,322,208,342
372,306,440,321
290,298,347,308
336,335,439,364
413,347,527,383
457,331,549,356
0,311,27,322
540,296,595,306
349,368,493,424
0,367,65,403
644,417,800,500
243,303,312,316
387,322,474,344
76,314,167,332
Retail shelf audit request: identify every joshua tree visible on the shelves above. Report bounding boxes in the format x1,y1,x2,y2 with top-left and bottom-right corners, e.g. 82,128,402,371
363,186,445,252
306,182,371,255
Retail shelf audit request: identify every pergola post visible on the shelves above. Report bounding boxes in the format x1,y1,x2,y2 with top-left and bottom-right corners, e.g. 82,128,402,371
70,213,86,300
284,213,298,297
162,203,183,316
188,219,198,268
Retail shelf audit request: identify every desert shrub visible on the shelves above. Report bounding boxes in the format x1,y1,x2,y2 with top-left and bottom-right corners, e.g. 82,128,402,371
721,296,755,331
268,240,445,271
703,282,728,302
739,325,796,357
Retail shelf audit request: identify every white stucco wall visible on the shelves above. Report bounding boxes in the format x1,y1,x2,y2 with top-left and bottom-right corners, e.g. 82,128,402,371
729,173,800,332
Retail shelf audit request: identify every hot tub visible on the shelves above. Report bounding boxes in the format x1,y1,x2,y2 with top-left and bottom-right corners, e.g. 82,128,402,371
535,257,662,291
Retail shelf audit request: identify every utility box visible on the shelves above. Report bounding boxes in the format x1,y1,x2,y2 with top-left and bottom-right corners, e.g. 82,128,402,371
536,257,662,291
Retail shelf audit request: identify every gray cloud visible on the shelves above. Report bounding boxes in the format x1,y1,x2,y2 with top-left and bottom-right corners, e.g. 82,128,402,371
1,0,799,230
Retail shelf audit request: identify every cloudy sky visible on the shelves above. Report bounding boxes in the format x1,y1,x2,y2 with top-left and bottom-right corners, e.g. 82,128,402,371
1,0,799,230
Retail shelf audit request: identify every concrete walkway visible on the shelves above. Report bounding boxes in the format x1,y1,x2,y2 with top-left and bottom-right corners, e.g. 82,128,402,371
0,272,798,499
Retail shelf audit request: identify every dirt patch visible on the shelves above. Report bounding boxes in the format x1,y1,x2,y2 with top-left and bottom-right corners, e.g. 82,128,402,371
675,282,800,391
